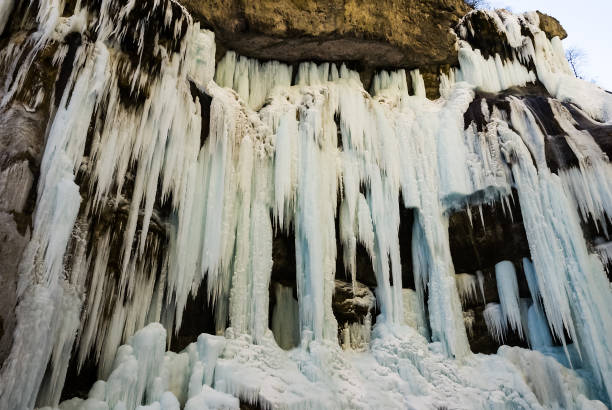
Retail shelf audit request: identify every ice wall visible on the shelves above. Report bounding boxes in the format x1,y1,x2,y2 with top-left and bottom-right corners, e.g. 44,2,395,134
0,2,611,409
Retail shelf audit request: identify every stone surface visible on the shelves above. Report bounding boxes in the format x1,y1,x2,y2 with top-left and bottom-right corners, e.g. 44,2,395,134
0,30,66,367
332,279,376,324
536,11,567,40
182,0,471,70
459,10,567,62
0,103,47,366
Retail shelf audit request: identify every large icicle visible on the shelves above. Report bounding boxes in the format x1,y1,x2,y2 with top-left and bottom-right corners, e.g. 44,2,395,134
0,41,110,409
495,261,524,339
497,110,612,403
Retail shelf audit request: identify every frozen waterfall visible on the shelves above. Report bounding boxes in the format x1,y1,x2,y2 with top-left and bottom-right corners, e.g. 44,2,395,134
0,2,611,410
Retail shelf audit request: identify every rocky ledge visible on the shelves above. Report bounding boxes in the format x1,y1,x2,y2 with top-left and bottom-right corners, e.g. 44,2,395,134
182,1,566,74
183,0,471,70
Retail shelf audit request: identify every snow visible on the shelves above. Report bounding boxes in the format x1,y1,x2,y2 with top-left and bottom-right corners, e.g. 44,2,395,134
184,385,239,410
45,322,608,410
2,2,612,409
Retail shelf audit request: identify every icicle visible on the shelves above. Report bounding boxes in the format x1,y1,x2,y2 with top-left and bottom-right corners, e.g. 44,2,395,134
465,203,473,227
455,273,481,305
476,270,486,303
495,261,524,339
483,303,506,343
498,116,612,402
5,5,612,407
527,304,553,350
478,204,485,230
409,69,426,98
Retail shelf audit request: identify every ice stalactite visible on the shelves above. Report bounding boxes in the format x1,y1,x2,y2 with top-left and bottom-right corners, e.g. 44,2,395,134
476,270,486,303
494,261,524,339
2,2,612,409
551,100,612,234
1,0,218,407
456,9,612,123
293,83,341,343
0,40,110,410
455,46,537,95
497,108,612,403
527,304,553,351
483,303,506,343
215,51,293,111
455,273,483,304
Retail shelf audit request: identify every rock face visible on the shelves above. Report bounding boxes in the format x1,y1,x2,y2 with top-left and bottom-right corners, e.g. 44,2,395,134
183,0,471,70
181,1,567,98
536,11,567,40
0,35,59,365
6,1,612,408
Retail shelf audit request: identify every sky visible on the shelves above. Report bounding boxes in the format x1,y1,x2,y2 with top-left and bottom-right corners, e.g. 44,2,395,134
488,0,612,90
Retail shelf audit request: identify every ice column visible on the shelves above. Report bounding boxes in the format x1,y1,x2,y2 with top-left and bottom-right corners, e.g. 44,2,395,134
495,261,524,339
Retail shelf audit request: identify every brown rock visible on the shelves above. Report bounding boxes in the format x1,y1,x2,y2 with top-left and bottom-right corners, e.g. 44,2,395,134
182,0,470,70
536,11,567,40
332,279,376,324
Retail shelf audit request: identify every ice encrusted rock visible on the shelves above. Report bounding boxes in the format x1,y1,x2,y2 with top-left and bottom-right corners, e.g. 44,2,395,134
1,1,612,409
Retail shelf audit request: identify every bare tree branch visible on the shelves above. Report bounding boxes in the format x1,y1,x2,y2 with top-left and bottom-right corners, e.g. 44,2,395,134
465,0,491,9
565,47,587,79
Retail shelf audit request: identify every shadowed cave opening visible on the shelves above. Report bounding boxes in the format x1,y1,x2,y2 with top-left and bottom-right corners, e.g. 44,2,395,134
448,194,532,354
269,228,300,350
267,204,417,351
170,278,218,352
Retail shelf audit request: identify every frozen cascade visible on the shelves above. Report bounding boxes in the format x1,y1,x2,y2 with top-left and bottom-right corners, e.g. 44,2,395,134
0,2,611,409
496,107,612,403
0,40,110,410
456,9,612,123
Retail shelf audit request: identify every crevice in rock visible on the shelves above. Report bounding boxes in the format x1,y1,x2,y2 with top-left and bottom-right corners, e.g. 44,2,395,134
448,195,532,353
269,228,299,350
170,278,217,353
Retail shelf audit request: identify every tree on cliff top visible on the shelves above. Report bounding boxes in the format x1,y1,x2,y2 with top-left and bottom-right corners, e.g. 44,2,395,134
465,0,491,9
565,46,587,79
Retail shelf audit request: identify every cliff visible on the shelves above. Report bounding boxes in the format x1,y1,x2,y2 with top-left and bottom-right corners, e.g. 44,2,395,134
0,1,611,409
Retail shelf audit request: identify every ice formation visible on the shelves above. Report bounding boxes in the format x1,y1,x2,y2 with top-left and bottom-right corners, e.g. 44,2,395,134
455,273,485,304
0,2,611,410
494,261,524,339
